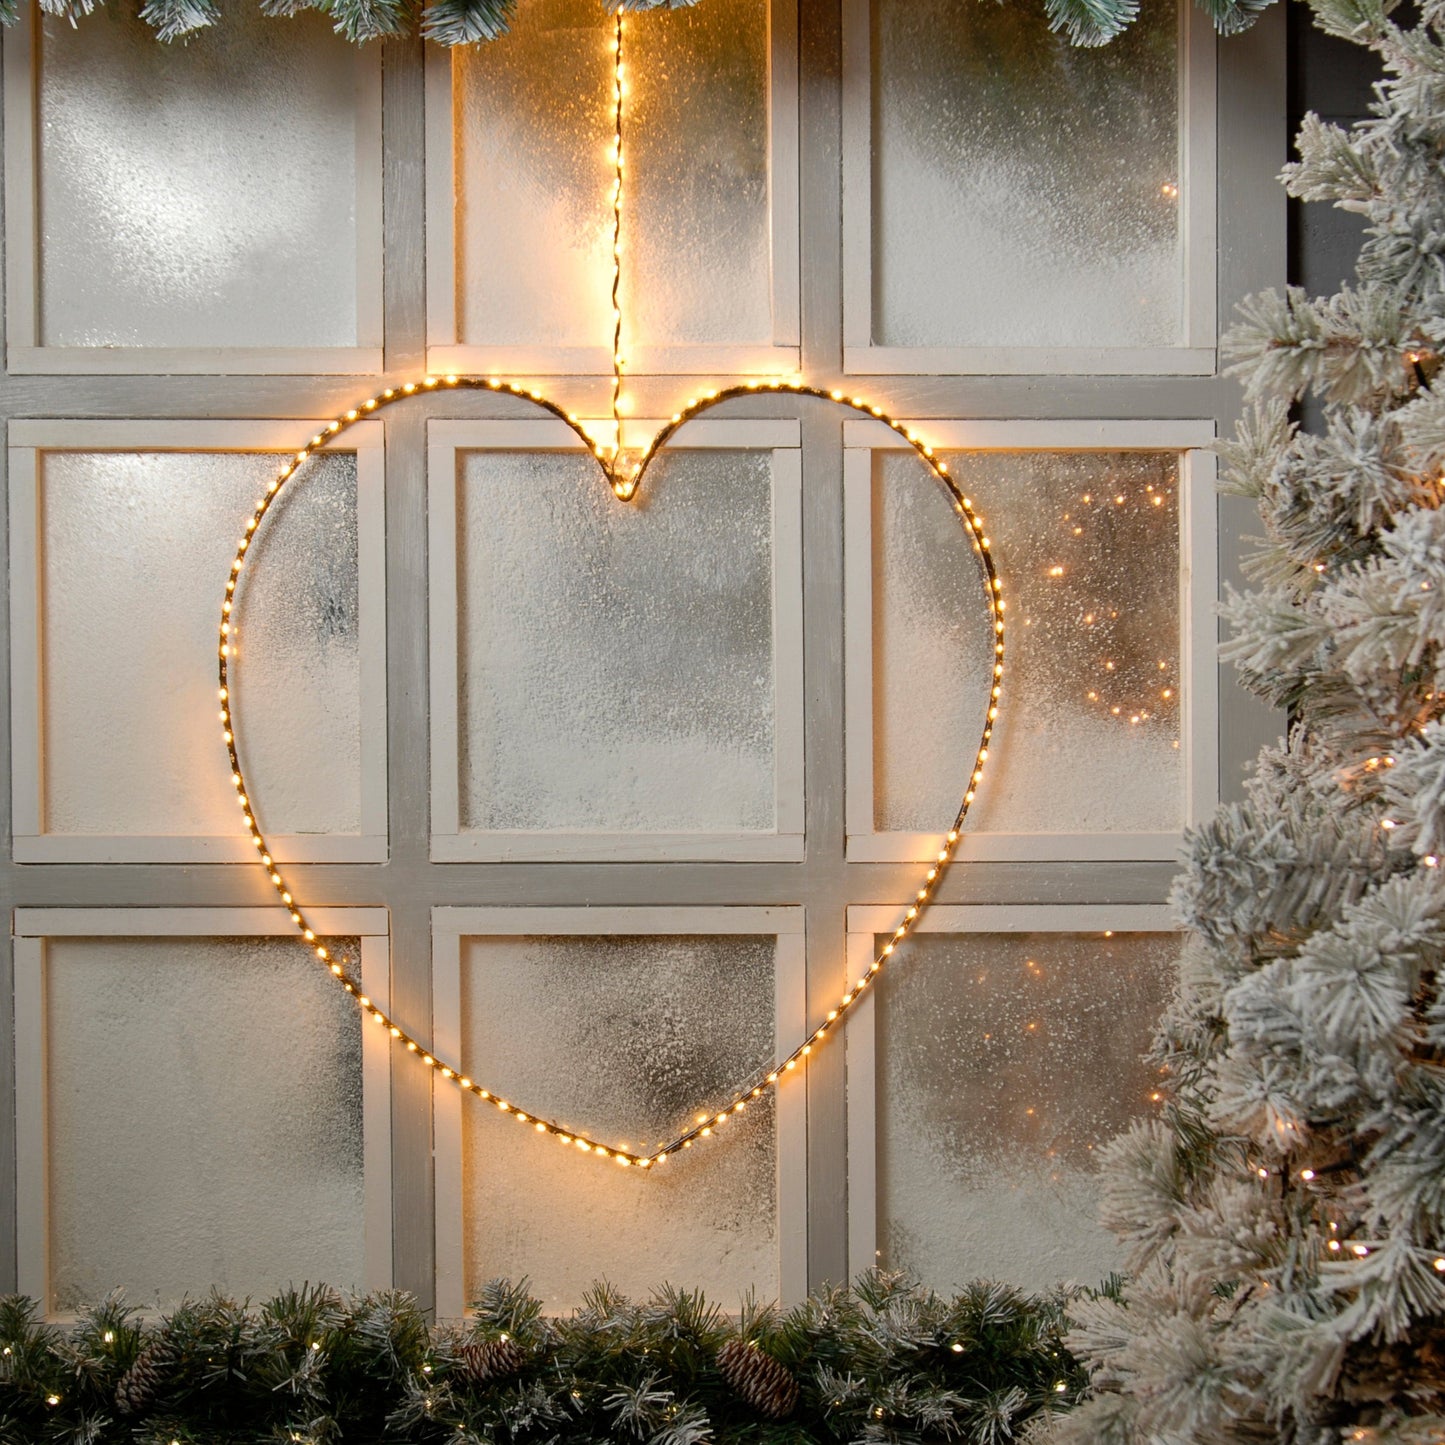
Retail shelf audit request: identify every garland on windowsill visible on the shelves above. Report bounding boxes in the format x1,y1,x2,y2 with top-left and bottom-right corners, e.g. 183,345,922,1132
20,0,1276,54
0,1271,1096,1444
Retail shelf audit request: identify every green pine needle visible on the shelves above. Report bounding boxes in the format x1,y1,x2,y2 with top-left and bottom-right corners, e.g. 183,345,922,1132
138,0,220,41
466,1275,545,1346
1304,0,1397,42
1193,0,1277,37
326,0,411,43
422,0,516,44
0,1278,1085,1443
608,0,705,12
34,0,103,27
258,0,329,18
1041,0,1140,47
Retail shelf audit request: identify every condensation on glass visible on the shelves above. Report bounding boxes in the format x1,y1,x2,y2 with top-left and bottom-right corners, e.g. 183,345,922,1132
451,0,772,351
38,451,362,839
870,0,1183,349
459,933,778,1310
36,7,370,349
872,450,1182,836
455,448,776,834
874,930,1179,1293
45,936,364,1312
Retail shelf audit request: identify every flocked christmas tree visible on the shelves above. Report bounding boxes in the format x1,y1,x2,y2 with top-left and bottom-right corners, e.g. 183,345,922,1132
1056,0,1445,1439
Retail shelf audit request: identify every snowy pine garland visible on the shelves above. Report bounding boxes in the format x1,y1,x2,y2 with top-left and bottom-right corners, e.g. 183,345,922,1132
18,0,1275,50
1057,0,1445,1439
0,1274,1090,1444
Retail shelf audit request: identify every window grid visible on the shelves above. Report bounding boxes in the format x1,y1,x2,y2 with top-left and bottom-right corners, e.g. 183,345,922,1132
12,908,393,1315
840,0,1218,374
426,418,805,862
842,904,1181,1289
8,419,388,864
842,419,1219,864
0,0,1287,1307
423,0,801,377
431,905,808,1314
2,8,385,374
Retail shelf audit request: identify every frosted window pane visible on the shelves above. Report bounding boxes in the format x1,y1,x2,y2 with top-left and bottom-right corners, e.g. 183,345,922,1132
45,936,364,1312
456,449,776,834
452,0,772,350
872,450,1181,836
39,451,362,838
37,8,370,349
875,931,1178,1293
871,0,1183,349
460,934,778,1310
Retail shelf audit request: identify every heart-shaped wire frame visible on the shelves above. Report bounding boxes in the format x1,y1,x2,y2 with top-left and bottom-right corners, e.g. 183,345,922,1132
218,374,1004,1170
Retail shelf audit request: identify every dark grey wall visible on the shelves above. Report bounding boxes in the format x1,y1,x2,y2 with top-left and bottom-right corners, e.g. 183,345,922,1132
1287,1,1378,295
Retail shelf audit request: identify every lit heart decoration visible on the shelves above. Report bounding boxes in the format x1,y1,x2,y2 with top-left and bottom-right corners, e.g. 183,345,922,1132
218,375,1004,1169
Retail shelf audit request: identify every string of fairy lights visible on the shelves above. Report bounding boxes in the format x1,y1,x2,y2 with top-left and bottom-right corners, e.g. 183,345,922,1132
218,16,1004,1169
220,373,1001,1166
607,13,626,473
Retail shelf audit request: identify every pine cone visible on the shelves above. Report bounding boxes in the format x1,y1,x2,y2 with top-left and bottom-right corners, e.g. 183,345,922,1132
717,1338,799,1421
454,1336,527,1386
114,1336,179,1416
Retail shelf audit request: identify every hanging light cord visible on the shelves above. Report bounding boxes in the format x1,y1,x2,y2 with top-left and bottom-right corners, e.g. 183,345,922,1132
608,11,627,483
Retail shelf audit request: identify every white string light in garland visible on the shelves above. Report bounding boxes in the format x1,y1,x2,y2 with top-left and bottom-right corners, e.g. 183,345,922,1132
216,20,1006,1169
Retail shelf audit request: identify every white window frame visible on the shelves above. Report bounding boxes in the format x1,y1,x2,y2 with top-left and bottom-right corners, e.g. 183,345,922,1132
843,418,1219,863
7,419,388,864
1,3,385,376
840,0,1217,375
843,902,1180,1280
0,5,1289,1309
12,906,394,1318
423,0,800,377
430,905,809,1318
428,417,805,861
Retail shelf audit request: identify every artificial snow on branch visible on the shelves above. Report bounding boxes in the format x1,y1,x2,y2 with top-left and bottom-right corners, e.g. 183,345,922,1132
1056,0,1445,1438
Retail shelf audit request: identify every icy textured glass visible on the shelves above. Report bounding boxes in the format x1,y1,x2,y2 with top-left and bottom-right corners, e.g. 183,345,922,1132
872,450,1181,836
39,451,362,839
452,0,772,349
46,936,364,1312
456,449,776,834
459,934,778,1310
870,0,1183,348
874,931,1179,1292
36,7,368,349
